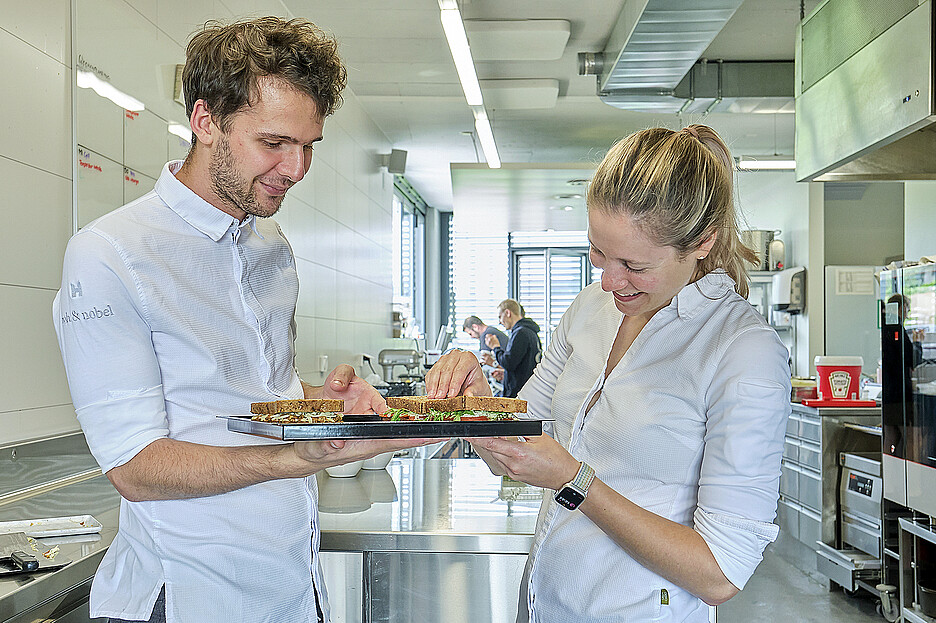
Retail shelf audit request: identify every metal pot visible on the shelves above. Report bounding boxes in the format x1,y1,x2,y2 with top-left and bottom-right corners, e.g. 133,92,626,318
741,229,780,271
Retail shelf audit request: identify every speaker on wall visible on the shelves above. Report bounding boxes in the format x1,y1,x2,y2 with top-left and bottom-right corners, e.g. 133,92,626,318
380,149,407,175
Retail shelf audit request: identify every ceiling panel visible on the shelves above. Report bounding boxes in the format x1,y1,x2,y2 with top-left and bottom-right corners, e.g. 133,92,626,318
282,0,810,226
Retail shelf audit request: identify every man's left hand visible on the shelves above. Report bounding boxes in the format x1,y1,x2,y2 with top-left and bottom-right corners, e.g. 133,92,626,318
321,364,387,414
485,334,501,349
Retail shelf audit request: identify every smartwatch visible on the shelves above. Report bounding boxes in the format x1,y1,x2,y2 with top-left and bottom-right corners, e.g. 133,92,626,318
554,462,595,510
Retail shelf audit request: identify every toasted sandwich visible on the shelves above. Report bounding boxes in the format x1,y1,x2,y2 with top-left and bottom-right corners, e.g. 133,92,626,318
250,398,344,424
384,395,526,421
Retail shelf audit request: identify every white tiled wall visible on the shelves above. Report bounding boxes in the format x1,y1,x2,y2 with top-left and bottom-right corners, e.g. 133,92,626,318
0,0,397,446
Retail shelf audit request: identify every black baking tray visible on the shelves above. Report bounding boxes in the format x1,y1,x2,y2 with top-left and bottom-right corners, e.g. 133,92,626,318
219,415,548,440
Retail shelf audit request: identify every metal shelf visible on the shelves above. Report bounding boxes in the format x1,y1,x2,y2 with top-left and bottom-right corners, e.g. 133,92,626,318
903,606,936,623
899,517,936,546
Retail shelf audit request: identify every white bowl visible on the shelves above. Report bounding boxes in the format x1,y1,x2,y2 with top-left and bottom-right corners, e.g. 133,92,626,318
325,460,364,478
317,475,371,513
362,451,394,470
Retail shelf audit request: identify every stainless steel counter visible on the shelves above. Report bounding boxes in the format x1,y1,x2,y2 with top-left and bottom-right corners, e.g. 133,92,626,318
1,439,541,623
791,402,883,420
317,458,543,623
0,434,121,623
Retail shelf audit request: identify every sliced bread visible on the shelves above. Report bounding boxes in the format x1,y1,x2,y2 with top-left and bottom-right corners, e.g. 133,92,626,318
250,398,344,415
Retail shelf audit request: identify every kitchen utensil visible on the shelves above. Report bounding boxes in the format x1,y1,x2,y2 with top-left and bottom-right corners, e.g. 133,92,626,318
219,415,549,440
0,531,72,576
920,583,936,618
0,533,38,571
741,230,779,271
0,515,103,538
325,461,364,478
362,451,394,470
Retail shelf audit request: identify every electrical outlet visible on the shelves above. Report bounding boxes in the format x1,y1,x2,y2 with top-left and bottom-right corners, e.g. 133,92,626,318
317,354,328,373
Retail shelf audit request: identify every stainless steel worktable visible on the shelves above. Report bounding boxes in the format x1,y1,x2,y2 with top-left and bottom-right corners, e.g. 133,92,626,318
317,458,543,623
0,434,121,623
1,444,540,623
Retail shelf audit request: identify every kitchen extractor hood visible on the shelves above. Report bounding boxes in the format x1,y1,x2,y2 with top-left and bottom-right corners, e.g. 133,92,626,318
795,0,936,182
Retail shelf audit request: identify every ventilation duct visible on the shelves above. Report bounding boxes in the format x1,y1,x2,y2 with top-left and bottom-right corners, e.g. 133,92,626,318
584,0,793,114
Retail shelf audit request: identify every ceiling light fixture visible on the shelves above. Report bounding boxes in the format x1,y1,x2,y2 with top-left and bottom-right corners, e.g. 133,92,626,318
439,0,500,169
472,108,501,169
439,3,483,106
553,193,582,200
737,155,796,170
77,70,145,111
566,178,590,186
167,123,192,143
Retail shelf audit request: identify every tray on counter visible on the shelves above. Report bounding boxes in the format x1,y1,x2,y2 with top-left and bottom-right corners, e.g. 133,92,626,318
0,515,102,538
219,415,549,440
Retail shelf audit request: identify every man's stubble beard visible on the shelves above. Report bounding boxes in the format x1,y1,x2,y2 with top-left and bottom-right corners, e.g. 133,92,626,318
209,133,285,219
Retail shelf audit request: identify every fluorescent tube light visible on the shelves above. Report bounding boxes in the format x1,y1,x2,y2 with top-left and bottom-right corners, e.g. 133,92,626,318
168,123,192,143
472,107,500,169
77,70,145,112
440,6,483,106
738,156,796,170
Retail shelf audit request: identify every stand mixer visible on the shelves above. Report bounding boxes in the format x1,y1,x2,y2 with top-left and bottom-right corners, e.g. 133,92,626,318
377,349,424,395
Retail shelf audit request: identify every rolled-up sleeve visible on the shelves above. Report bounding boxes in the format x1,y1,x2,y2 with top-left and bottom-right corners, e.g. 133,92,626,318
696,326,791,588
53,229,168,473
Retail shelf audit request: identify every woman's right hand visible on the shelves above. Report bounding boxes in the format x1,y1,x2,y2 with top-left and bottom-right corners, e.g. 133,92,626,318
424,350,493,398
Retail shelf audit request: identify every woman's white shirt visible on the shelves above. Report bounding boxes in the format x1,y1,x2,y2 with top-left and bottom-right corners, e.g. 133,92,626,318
518,271,791,623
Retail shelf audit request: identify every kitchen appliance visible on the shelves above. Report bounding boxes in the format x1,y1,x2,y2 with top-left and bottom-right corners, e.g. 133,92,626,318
816,452,885,594
795,0,936,182
772,266,805,314
880,263,936,514
840,452,883,557
880,264,936,516
378,349,422,383
741,230,779,271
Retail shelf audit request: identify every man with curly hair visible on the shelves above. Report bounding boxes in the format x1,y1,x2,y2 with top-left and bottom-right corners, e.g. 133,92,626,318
53,17,429,623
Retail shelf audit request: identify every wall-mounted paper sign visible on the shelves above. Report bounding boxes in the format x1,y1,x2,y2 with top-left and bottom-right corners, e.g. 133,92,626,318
835,266,876,296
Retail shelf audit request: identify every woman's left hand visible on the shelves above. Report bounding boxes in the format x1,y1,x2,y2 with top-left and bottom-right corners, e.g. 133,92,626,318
468,433,580,491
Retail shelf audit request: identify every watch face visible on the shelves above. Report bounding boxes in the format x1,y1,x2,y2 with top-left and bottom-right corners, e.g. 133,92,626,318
555,486,585,510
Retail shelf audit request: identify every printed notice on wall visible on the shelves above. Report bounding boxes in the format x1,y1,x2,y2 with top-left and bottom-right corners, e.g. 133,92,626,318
835,267,876,295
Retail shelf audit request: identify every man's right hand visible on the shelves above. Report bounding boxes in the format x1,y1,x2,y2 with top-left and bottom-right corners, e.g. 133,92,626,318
424,350,492,399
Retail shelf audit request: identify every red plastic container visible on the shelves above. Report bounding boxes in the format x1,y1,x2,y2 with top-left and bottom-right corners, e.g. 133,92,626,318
814,356,863,400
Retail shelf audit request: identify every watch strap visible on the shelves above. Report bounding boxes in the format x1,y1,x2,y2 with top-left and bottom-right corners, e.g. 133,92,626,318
569,461,595,494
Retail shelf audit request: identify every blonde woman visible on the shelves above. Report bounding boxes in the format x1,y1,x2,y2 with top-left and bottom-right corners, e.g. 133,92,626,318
428,125,791,622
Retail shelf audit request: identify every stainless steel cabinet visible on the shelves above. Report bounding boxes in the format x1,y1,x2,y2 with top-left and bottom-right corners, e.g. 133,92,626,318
778,405,881,548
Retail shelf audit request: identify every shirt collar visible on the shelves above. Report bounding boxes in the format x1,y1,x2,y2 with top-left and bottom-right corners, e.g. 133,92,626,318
155,160,254,242
673,270,737,320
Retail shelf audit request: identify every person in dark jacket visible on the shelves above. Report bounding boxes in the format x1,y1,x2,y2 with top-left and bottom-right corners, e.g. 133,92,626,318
485,299,542,398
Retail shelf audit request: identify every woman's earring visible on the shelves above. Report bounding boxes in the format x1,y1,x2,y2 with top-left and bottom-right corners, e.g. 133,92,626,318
698,256,706,260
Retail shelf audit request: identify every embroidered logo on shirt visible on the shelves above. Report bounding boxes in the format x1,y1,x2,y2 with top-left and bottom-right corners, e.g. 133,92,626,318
660,588,669,605
60,304,116,325
69,281,83,298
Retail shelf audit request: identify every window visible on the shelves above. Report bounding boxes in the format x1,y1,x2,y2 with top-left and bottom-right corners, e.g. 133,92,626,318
392,184,426,338
449,229,600,353
449,231,509,351
510,231,600,349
